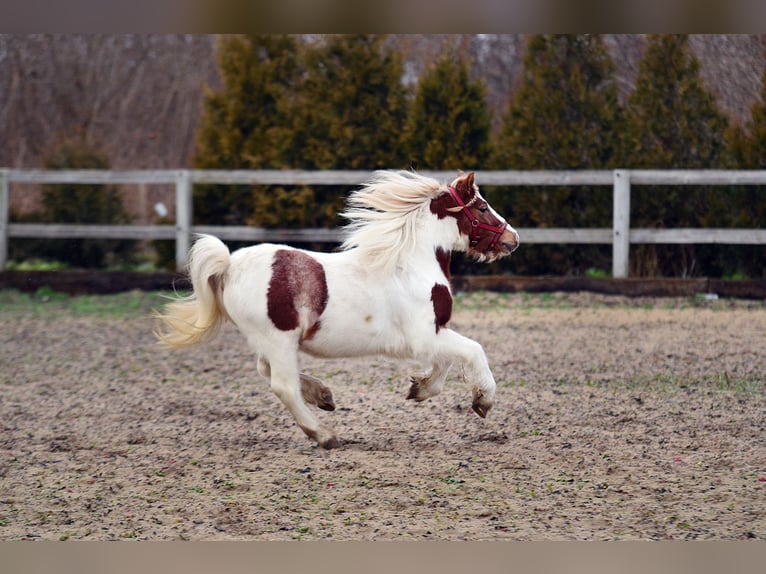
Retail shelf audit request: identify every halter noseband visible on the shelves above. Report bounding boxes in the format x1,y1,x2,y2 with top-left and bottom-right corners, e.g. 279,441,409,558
447,186,507,250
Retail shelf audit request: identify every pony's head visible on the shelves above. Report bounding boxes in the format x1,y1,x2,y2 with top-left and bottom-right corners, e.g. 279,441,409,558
430,171,519,262
341,170,518,273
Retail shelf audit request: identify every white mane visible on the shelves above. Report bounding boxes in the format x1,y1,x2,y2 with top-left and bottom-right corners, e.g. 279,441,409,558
340,170,445,273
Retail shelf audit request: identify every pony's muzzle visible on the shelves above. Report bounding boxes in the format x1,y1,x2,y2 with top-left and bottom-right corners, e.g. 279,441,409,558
501,226,520,253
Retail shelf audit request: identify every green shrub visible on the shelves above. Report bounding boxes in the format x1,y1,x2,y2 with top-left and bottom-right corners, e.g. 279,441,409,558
10,138,136,269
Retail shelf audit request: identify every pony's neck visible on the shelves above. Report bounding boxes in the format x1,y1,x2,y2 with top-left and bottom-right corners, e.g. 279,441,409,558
408,208,462,271
342,199,463,278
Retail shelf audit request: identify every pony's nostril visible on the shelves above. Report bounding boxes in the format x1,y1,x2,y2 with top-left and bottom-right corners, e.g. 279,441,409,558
504,232,520,253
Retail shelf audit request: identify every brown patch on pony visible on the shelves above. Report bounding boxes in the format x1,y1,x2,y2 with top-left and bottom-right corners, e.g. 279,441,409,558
303,320,322,341
431,283,452,333
435,247,451,280
430,174,474,219
429,173,476,240
267,249,328,339
430,172,508,258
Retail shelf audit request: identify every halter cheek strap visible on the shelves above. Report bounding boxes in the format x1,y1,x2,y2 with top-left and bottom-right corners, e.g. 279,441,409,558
447,186,507,250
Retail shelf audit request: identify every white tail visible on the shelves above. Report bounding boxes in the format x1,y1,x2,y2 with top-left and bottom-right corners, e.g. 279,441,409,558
154,235,231,348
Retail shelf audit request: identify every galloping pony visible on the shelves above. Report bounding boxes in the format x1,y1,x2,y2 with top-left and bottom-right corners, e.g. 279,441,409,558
154,170,519,448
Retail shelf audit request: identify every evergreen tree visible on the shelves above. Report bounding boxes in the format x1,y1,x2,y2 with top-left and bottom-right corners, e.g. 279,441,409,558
292,34,409,171
193,35,300,225
490,34,624,275
623,34,729,276
723,52,766,279
250,34,410,231
406,51,491,170
624,35,727,169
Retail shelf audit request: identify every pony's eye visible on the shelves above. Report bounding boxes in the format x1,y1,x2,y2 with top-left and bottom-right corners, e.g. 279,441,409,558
479,206,489,213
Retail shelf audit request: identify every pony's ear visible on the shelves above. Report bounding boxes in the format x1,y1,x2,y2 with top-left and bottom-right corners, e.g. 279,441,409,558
452,171,474,188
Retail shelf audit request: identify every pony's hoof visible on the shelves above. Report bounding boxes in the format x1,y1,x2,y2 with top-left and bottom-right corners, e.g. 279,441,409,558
315,390,335,411
300,374,336,411
471,389,493,418
303,425,339,449
320,436,341,449
315,425,340,449
406,376,428,401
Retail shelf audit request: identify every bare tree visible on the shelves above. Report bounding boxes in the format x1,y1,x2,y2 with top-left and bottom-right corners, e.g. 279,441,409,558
0,34,220,222
689,34,766,124
0,34,219,169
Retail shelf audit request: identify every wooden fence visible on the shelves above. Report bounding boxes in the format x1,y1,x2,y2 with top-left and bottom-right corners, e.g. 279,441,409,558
1,169,765,276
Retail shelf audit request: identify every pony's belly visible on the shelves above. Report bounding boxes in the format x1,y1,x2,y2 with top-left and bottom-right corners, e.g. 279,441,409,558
299,319,409,359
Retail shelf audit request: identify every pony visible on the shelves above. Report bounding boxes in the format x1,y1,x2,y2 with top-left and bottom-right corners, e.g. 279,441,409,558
154,170,519,448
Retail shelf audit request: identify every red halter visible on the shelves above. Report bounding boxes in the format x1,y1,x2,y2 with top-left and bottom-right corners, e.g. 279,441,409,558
447,186,507,250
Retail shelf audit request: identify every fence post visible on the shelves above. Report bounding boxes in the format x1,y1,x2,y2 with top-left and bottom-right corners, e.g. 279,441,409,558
612,170,631,278
175,170,192,271
0,170,9,270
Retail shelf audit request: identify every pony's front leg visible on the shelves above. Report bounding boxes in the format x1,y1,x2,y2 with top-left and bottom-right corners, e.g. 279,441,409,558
406,359,453,402
428,328,496,418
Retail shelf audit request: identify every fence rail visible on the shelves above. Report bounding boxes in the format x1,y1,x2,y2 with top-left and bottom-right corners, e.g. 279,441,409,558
1,169,765,276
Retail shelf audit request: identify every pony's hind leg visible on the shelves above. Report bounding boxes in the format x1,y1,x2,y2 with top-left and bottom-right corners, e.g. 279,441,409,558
300,373,336,411
255,341,339,449
258,358,335,411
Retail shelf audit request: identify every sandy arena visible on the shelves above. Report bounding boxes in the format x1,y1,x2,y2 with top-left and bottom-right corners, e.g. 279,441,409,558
0,290,764,540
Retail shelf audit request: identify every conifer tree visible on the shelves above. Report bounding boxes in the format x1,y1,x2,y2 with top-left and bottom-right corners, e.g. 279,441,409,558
723,51,766,279
623,34,728,276
193,35,300,225
726,55,766,180
406,51,491,170
490,34,623,274
624,35,727,170
293,34,409,171
250,34,410,231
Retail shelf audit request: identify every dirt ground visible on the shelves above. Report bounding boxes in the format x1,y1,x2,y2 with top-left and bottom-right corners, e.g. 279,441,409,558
0,290,764,540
